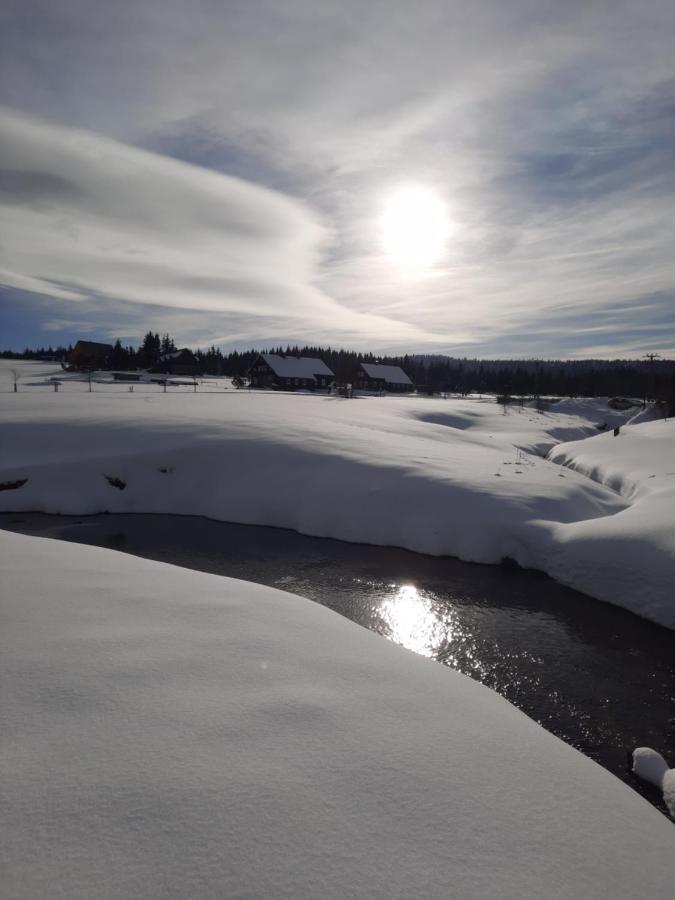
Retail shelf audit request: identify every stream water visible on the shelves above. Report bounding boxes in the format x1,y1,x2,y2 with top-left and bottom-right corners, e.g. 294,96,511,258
3,511,673,818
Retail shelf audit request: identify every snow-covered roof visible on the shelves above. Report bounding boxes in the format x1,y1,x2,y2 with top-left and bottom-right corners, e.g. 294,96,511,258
261,354,334,380
159,348,193,361
360,363,412,385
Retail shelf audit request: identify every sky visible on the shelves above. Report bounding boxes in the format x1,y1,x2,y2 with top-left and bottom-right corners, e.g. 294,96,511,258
1,0,674,358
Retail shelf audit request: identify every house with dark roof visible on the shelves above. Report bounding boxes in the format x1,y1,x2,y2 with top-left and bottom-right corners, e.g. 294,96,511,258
67,340,113,370
149,348,200,376
356,363,414,393
248,354,335,390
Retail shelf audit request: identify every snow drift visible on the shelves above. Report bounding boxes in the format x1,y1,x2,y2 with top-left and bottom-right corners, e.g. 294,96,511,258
2,529,674,899
546,419,675,628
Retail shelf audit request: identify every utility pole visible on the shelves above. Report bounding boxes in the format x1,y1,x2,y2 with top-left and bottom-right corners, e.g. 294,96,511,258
642,352,660,405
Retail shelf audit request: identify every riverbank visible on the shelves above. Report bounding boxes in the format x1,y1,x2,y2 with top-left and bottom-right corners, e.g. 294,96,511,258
2,527,674,898
4,509,673,814
1,360,673,626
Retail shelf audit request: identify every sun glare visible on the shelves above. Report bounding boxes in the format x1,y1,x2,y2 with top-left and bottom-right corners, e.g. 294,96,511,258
380,185,449,269
380,584,447,657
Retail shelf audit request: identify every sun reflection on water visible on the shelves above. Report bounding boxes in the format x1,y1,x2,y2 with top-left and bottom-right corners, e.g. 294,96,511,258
380,584,450,658
376,583,489,678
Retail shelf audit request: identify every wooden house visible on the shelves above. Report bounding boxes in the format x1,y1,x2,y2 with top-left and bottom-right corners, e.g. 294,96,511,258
248,354,334,390
356,363,414,393
150,348,200,376
67,340,113,370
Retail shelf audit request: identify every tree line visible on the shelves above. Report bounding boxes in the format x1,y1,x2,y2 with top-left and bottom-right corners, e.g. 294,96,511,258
2,333,673,399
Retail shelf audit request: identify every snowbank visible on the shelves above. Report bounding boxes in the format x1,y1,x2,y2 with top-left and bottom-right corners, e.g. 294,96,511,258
549,417,675,503
544,420,675,627
633,748,675,818
1,360,672,626
2,529,674,899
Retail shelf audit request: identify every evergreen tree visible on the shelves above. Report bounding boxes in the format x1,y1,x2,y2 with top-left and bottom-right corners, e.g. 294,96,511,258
160,333,176,355
139,331,161,367
110,339,126,370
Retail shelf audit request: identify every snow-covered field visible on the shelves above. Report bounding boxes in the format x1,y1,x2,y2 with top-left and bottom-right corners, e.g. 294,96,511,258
2,528,674,899
1,360,673,627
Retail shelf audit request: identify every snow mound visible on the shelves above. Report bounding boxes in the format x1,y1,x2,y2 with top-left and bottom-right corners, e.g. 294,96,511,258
632,748,675,818
2,528,675,899
543,420,675,627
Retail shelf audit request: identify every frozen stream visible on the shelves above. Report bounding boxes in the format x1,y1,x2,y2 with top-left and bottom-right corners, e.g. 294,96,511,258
3,511,673,818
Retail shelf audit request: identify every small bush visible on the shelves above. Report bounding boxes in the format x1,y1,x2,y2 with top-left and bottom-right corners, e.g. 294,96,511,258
104,475,126,490
0,478,27,491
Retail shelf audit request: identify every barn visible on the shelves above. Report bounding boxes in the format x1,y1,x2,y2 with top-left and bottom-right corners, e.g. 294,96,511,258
248,354,335,390
356,363,414,393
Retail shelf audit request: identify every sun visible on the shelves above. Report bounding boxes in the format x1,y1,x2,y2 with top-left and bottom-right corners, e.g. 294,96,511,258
380,185,449,268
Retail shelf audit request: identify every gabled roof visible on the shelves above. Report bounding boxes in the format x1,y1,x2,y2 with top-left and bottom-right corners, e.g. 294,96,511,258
261,354,334,380
73,340,113,353
360,363,413,385
159,348,194,362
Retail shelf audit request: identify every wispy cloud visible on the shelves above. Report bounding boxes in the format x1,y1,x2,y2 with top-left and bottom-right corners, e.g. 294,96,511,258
0,109,430,345
1,2,674,356
0,108,328,314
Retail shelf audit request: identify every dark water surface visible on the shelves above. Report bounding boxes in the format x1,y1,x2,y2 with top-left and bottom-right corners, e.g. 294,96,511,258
3,511,674,818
